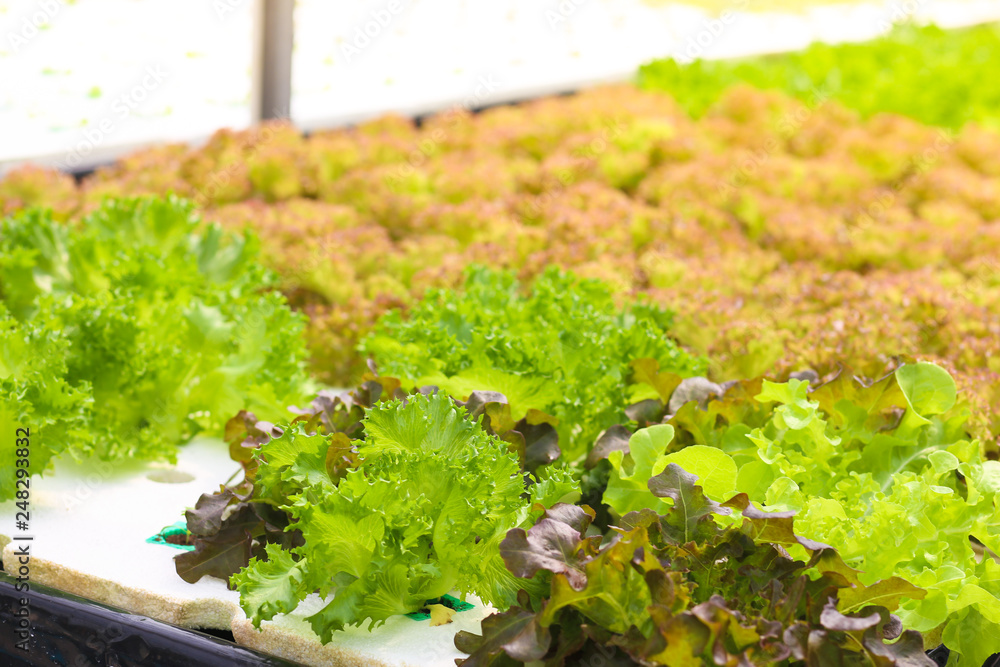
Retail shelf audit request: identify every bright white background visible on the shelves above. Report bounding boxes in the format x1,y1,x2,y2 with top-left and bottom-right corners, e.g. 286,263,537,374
2,0,999,172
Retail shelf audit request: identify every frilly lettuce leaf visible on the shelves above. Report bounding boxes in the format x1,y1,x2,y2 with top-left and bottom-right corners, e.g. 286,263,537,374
0,196,310,487
0,310,91,500
231,391,579,641
360,265,706,463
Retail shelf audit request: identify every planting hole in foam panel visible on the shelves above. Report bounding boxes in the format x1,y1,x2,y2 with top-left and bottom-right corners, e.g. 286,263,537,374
405,595,475,621
147,470,197,484
147,521,195,551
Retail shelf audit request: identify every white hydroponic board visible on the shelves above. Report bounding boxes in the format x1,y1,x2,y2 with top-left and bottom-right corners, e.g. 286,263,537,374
3,0,1000,172
231,592,495,667
0,438,494,667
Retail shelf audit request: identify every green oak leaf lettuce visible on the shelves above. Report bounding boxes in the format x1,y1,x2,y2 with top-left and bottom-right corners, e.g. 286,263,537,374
458,469,932,666
600,361,1000,665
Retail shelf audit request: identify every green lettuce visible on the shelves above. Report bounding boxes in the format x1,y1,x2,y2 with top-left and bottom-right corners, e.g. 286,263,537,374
638,23,1000,130
601,362,1000,665
232,391,579,641
458,468,932,666
0,197,310,495
0,309,91,499
360,266,705,462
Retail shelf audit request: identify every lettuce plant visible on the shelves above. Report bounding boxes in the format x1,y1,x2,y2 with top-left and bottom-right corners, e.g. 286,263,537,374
638,23,1000,130
601,362,1000,665
0,197,309,497
361,266,706,462
458,467,932,666
231,391,578,641
0,310,90,500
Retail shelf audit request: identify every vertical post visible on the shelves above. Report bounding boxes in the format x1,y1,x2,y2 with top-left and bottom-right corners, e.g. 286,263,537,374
250,0,295,123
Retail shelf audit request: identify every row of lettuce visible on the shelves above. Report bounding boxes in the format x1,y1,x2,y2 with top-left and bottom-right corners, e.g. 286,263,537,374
638,23,1000,129
4,194,1000,665
182,252,1000,665
5,197,999,663
0,198,309,502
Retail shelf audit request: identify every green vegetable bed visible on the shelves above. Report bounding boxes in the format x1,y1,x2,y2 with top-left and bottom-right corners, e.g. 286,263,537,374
3,20,1000,667
639,23,1000,130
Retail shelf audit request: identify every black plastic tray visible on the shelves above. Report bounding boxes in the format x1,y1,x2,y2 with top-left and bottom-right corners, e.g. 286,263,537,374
0,571,303,667
3,570,997,667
